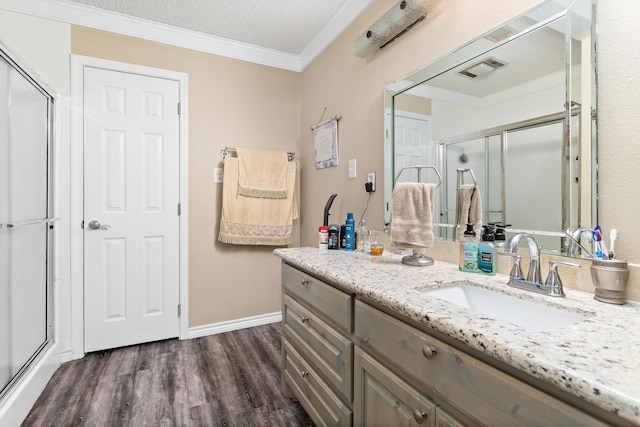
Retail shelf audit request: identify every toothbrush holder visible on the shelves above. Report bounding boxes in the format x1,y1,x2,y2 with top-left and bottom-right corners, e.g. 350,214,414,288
590,258,629,304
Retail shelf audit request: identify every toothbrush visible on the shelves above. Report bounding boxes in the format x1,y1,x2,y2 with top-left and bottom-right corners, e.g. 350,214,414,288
592,228,608,260
609,229,618,259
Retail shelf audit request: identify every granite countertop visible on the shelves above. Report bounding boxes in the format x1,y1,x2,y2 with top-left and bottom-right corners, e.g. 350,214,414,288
274,247,640,425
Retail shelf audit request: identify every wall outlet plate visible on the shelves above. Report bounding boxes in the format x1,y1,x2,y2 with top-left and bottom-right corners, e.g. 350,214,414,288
367,172,376,192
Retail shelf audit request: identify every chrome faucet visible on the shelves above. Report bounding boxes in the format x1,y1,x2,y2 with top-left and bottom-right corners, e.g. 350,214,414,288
566,227,593,257
499,233,580,297
502,233,542,284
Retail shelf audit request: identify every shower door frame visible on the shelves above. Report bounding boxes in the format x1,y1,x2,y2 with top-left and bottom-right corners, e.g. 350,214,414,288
437,109,583,247
0,40,58,419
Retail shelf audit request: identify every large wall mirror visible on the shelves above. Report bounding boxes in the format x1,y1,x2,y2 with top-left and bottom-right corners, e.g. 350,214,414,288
384,0,596,258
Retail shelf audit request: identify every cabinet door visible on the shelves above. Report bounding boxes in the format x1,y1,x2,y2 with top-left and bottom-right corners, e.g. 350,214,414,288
435,407,465,427
354,347,435,427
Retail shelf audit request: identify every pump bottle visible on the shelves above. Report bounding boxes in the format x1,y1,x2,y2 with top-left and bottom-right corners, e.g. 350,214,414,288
459,223,479,272
478,225,496,275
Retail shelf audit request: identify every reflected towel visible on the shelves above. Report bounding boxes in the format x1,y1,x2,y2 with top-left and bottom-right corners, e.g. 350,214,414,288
456,184,482,226
390,182,436,248
237,147,288,199
218,157,298,246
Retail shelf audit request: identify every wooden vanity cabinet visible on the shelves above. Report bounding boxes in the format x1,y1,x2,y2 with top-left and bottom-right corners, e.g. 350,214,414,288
354,300,608,427
280,262,609,427
281,264,354,426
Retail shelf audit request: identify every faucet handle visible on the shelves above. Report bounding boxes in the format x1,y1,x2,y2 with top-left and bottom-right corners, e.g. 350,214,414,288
545,261,581,297
498,252,523,280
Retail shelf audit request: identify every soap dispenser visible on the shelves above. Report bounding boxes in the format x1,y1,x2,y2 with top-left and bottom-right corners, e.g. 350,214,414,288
459,223,479,272
478,225,496,275
491,223,511,248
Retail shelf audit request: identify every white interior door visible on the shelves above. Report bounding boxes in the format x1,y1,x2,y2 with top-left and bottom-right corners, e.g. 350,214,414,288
83,67,180,352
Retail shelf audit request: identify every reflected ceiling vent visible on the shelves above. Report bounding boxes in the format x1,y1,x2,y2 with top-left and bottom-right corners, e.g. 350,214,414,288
485,25,519,43
457,58,507,79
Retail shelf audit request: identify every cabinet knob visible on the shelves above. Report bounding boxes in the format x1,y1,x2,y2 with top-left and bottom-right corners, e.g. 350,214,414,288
413,409,428,424
300,370,309,378
301,316,309,323
300,279,309,286
421,345,437,360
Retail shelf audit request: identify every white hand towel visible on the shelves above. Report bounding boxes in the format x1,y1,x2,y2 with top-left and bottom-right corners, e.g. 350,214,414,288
390,182,436,248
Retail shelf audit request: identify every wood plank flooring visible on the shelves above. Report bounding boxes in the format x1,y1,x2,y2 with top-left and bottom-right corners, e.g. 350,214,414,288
22,323,314,427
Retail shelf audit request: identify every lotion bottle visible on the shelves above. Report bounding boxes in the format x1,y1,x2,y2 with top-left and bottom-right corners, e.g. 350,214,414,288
459,223,479,272
478,225,496,275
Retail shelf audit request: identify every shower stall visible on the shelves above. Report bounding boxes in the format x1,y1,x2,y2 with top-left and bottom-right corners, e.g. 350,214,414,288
0,44,55,402
438,110,582,252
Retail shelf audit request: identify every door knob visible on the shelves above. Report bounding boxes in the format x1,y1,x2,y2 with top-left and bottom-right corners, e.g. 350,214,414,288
88,220,111,230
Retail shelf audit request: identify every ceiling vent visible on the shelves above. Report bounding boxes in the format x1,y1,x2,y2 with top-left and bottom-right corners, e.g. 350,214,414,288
485,25,519,43
457,58,507,79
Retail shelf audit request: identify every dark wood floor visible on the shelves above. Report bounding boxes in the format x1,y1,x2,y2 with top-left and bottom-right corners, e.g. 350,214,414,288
22,323,314,427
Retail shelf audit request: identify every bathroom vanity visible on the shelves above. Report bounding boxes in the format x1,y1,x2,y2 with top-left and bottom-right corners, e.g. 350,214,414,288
276,248,640,426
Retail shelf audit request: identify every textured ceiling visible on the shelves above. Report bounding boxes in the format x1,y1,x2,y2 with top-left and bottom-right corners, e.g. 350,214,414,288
65,0,352,55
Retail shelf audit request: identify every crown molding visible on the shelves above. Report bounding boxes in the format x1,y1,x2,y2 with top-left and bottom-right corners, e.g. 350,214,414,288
0,0,372,72
299,0,373,71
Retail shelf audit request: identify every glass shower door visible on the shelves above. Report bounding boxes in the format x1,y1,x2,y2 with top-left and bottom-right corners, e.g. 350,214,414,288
0,48,53,397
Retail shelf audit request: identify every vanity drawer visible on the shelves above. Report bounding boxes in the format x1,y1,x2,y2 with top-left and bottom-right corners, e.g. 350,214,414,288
354,300,607,427
282,338,353,427
283,294,353,403
282,264,353,332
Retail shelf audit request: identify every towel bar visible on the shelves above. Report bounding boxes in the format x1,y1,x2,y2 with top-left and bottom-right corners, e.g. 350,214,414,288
220,147,295,162
395,165,442,185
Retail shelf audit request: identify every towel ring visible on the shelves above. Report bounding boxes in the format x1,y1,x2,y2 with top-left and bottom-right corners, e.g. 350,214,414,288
395,165,442,186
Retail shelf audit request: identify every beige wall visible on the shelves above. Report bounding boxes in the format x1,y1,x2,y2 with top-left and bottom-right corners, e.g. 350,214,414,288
299,0,540,239
71,27,301,327
299,0,640,301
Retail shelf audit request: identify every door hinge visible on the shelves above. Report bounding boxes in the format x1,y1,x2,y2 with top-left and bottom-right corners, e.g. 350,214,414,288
178,203,181,216
177,102,181,115
81,220,84,229
178,304,182,317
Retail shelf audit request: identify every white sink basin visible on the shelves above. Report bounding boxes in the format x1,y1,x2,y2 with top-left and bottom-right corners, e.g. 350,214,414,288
421,282,587,332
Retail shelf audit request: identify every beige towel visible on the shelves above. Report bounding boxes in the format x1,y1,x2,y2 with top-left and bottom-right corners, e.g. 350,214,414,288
237,148,288,199
390,182,436,248
218,157,298,246
456,184,483,226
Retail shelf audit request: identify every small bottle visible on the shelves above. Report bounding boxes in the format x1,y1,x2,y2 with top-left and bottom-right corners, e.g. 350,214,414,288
328,224,340,250
356,220,368,253
345,213,355,251
478,225,496,275
318,225,329,253
459,223,479,272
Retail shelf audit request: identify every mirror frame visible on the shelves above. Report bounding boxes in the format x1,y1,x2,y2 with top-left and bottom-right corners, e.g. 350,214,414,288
383,0,597,258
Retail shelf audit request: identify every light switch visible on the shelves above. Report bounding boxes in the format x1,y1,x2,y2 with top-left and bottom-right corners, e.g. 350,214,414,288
214,167,223,183
349,159,357,179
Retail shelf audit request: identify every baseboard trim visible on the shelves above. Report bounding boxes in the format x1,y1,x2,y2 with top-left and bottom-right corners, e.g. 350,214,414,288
187,312,282,340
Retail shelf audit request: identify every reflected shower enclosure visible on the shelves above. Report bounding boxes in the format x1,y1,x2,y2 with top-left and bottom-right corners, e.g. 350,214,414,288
0,44,55,400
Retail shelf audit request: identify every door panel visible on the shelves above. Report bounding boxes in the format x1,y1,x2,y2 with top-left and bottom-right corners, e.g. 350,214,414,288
83,67,180,352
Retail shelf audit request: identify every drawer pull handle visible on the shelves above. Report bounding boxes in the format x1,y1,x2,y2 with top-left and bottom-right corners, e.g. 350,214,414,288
421,345,437,360
413,409,428,424
301,316,309,323
300,279,309,286
300,370,309,378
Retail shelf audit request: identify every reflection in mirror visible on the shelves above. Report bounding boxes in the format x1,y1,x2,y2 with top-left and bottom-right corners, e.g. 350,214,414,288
384,0,596,258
